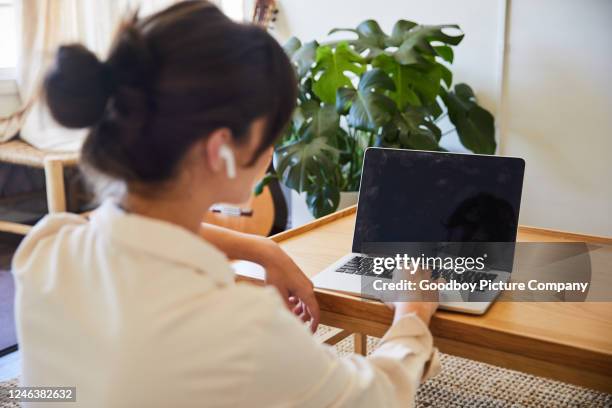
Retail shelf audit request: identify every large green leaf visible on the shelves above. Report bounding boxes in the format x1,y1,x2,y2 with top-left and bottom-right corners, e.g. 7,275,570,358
289,99,319,139
296,77,317,106
312,42,365,103
335,68,396,131
274,104,341,192
329,20,388,58
433,45,454,63
388,20,419,46
275,137,339,193
393,24,463,66
283,37,302,57
372,54,418,108
439,64,453,88
306,184,340,218
442,84,496,154
330,19,463,67
423,99,444,120
296,99,319,122
373,54,442,109
302,103,340,142
391,110,441,151
286,38,319,78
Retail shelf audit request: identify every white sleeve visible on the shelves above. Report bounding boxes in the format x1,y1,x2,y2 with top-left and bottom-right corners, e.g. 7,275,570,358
245,288,440,408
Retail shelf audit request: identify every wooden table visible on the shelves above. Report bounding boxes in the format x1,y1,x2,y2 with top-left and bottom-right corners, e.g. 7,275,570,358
237,205,612,393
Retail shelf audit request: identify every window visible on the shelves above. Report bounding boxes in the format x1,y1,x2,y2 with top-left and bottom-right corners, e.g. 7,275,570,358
219,0,245,22
0,0,17,79
0,0,245,80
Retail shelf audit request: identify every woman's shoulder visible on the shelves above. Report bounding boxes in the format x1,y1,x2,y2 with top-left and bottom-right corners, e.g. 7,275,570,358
12,212,88,276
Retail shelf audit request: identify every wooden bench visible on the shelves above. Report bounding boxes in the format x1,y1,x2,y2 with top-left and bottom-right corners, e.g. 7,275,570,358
0,139,79,235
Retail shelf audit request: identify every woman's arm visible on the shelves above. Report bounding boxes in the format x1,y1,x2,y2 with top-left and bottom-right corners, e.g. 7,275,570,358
199,222,320,331
245,286,440,407
199,222,274,264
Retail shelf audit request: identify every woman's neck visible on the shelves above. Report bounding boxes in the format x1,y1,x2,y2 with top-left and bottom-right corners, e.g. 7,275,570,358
120,189,213,235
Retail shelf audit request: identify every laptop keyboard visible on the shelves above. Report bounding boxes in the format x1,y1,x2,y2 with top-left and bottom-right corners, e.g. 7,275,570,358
335,256,395,279
336,256,393,279
335,255,498,291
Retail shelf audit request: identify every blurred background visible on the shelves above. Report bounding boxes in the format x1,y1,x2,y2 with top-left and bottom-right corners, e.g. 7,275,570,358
1,0,610,236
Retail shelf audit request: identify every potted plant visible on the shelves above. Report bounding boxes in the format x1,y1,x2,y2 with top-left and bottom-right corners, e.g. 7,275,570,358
257,19,496,218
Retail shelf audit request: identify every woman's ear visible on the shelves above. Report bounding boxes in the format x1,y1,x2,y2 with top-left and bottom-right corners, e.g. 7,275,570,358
202,128,233,175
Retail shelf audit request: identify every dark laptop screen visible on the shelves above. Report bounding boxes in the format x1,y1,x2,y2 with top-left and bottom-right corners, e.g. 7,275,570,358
352,148,525,253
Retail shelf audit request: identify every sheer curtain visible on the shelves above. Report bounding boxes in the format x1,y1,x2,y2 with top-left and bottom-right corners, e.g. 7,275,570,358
0,0,184,151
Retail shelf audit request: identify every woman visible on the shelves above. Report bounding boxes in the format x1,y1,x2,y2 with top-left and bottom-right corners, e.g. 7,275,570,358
13,1,439,407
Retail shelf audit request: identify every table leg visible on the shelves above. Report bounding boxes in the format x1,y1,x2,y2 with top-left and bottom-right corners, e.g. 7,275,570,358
354,333,367,356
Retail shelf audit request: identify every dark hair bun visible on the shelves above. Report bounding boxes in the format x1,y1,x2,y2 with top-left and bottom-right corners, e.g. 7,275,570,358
46,2,296,186
44,44,113,128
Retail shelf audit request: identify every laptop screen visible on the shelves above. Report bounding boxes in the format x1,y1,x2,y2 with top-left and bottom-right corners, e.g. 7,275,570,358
352,148,525,254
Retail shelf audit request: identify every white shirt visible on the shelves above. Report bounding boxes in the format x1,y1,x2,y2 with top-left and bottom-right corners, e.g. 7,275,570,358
12,200,439,408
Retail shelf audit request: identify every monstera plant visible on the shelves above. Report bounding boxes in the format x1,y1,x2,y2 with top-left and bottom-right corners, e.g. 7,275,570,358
258,19,496,218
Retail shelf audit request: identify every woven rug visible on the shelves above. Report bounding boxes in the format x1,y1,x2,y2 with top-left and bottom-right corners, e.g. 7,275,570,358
0,378,17,408
2,327,610,408
324,326,612,408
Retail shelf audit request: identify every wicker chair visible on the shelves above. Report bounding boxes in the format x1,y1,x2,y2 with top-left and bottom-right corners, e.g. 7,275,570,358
0,139,79,235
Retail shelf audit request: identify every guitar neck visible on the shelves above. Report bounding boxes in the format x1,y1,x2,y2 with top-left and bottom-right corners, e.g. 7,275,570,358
252,0,278,29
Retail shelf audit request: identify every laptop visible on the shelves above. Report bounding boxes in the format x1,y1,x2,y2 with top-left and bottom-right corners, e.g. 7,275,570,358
312,147,525,314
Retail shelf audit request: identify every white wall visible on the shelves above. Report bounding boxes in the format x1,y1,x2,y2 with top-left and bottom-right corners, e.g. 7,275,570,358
502,0,612,236
275,0,612,236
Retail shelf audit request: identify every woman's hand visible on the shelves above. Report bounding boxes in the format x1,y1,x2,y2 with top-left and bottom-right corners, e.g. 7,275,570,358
384,266,439,326
260,241,320,332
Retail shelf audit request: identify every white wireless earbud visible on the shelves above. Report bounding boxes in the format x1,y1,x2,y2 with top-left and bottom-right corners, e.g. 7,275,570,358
218,144,236,179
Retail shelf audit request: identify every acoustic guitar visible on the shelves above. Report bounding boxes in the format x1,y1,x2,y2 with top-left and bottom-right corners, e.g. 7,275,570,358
203,0,285,236
204,161,287,236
